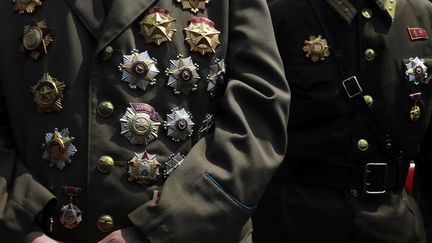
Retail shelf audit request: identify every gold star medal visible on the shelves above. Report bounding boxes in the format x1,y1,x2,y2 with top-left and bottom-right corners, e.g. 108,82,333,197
184,17,220,55
139,8,177,45
13,0,43,14
303,35,330,62
166,55,201,95
31,73,65,113
177,0,210,13
42,128,77,170
21,20,53,60
127,151,160,186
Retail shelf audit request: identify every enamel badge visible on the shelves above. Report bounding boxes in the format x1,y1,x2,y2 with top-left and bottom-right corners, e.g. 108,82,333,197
127,151,160,186
409,92,422,122
303,35,330,62
13,0,42,14
31,73,65,113
60,186,82,229
184,17,220,55
197,113,215,139
164,153,184,178
405,57,428,85
164,108,195,142
207,59,226,96
120,103,161,145
139,8,177,45
42,128,77,170
21,20,53,60
119,49,159,91
176,0,210,13
166,55,200,95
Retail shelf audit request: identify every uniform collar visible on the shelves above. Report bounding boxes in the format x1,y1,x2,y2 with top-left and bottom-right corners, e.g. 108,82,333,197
325,0,397,25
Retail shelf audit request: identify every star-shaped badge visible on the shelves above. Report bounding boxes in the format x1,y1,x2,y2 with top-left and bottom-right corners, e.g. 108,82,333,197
42,128,77,170
166,55,200,95
184,17,220,55
405,57,428,85
164,107,195,142
119,49,160,91
31,73,65,113
139,8,177,45
13,0,43,14
164,153,184,178
21,20,53,61
303,35,330,62
176,0,210,13
207,59,226,96
127,151,160,186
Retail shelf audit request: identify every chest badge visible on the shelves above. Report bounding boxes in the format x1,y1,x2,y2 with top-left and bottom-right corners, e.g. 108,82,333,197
408,27,428,41
163,153,184,178
409,92,422,122
60,186,82,229
13,0,42,14
164,108,195,142
405,57,429,85
119,49,159,91
166,55,200,95
139,8,177,45
127,151,160,186
207,59,226,96
120,103,161,145
21,20,53,60
303,35,330,62
177,0,210,13
31,73,65,113
184,17,220,55
42,128,77,170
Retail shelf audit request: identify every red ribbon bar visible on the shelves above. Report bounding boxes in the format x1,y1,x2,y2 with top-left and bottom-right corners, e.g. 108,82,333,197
63,186,82,197
404,163,415,194
190,17,215,27
149,7,170,15
130,103,157,120
408,27,428,41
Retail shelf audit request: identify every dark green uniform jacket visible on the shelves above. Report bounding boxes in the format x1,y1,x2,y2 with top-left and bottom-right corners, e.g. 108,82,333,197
254,0,432,242
0,0,290,242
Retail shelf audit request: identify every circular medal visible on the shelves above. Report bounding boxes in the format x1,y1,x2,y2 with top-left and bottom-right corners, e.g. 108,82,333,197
303,35,330,62
60,203,82,229
31,73,65,113
21,20,53,60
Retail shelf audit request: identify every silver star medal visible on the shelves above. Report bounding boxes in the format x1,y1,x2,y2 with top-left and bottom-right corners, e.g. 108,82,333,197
164,108,195,142
119,49,160,91
207,59,226,96
42,128,77,170
405,57,428,85
120,103,161,145
166,55,200,95
164,153,184,177
127,151,161,186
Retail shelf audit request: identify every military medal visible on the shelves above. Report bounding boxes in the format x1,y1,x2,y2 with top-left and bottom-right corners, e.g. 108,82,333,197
207,59,226,96
163,153,184,178
166,55,200,95
405,57,428,85
59,186,82,229
42,128,77,170
184,17,220,55
127,151,160,186
164,108,195,142
120,103,162,145
139,8,177,45
31,73,65,113
409,92,422,122
303,35,330,62
21,20,53,60
197,113,215,139
176,0,210,13
119,49,159,91
13,0,42,14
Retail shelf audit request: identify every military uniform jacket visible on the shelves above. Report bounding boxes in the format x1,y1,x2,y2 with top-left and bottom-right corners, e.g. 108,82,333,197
253,0,432,243
0,0,289,242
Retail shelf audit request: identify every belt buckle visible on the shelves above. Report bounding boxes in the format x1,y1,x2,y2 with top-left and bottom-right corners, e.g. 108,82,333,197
364,163,388,194
342,76,363,98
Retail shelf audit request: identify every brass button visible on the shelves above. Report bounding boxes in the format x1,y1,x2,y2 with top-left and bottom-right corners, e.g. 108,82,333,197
361,9,372,19
357,139,369,151
97,156,114,173
350,189,360,197
96,215,114,233
97,101,114,117
100,46,114,61
364,48,376,61
363,95,374,107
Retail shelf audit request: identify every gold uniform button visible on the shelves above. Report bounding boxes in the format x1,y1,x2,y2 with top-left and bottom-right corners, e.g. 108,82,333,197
364,48,376,61
357,139,369,151
363,95,374,107
97,156,114,173
96,215,114,233
361,9,372,19
97,101,114,117
100,46,114,61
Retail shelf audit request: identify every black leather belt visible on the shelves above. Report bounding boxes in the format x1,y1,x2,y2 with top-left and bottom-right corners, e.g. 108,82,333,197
274,162,410,194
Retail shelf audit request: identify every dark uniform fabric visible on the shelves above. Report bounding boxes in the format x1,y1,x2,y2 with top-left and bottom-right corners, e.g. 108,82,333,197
253,0,432,242
0,0,290,242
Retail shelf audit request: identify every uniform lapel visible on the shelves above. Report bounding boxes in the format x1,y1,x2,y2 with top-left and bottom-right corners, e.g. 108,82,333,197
64,0,106,40
372,0,397,23
96,0,157,53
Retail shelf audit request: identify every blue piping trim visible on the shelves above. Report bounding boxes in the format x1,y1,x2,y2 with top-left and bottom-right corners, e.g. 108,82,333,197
203,171,256,212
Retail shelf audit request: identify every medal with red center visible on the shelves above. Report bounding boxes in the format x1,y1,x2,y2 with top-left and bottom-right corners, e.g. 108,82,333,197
59,186,82,229
184,17,220,55
405,57,428,85
127,151,160,186
119,49,159,91
166,55,200,95
164,108,194,142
